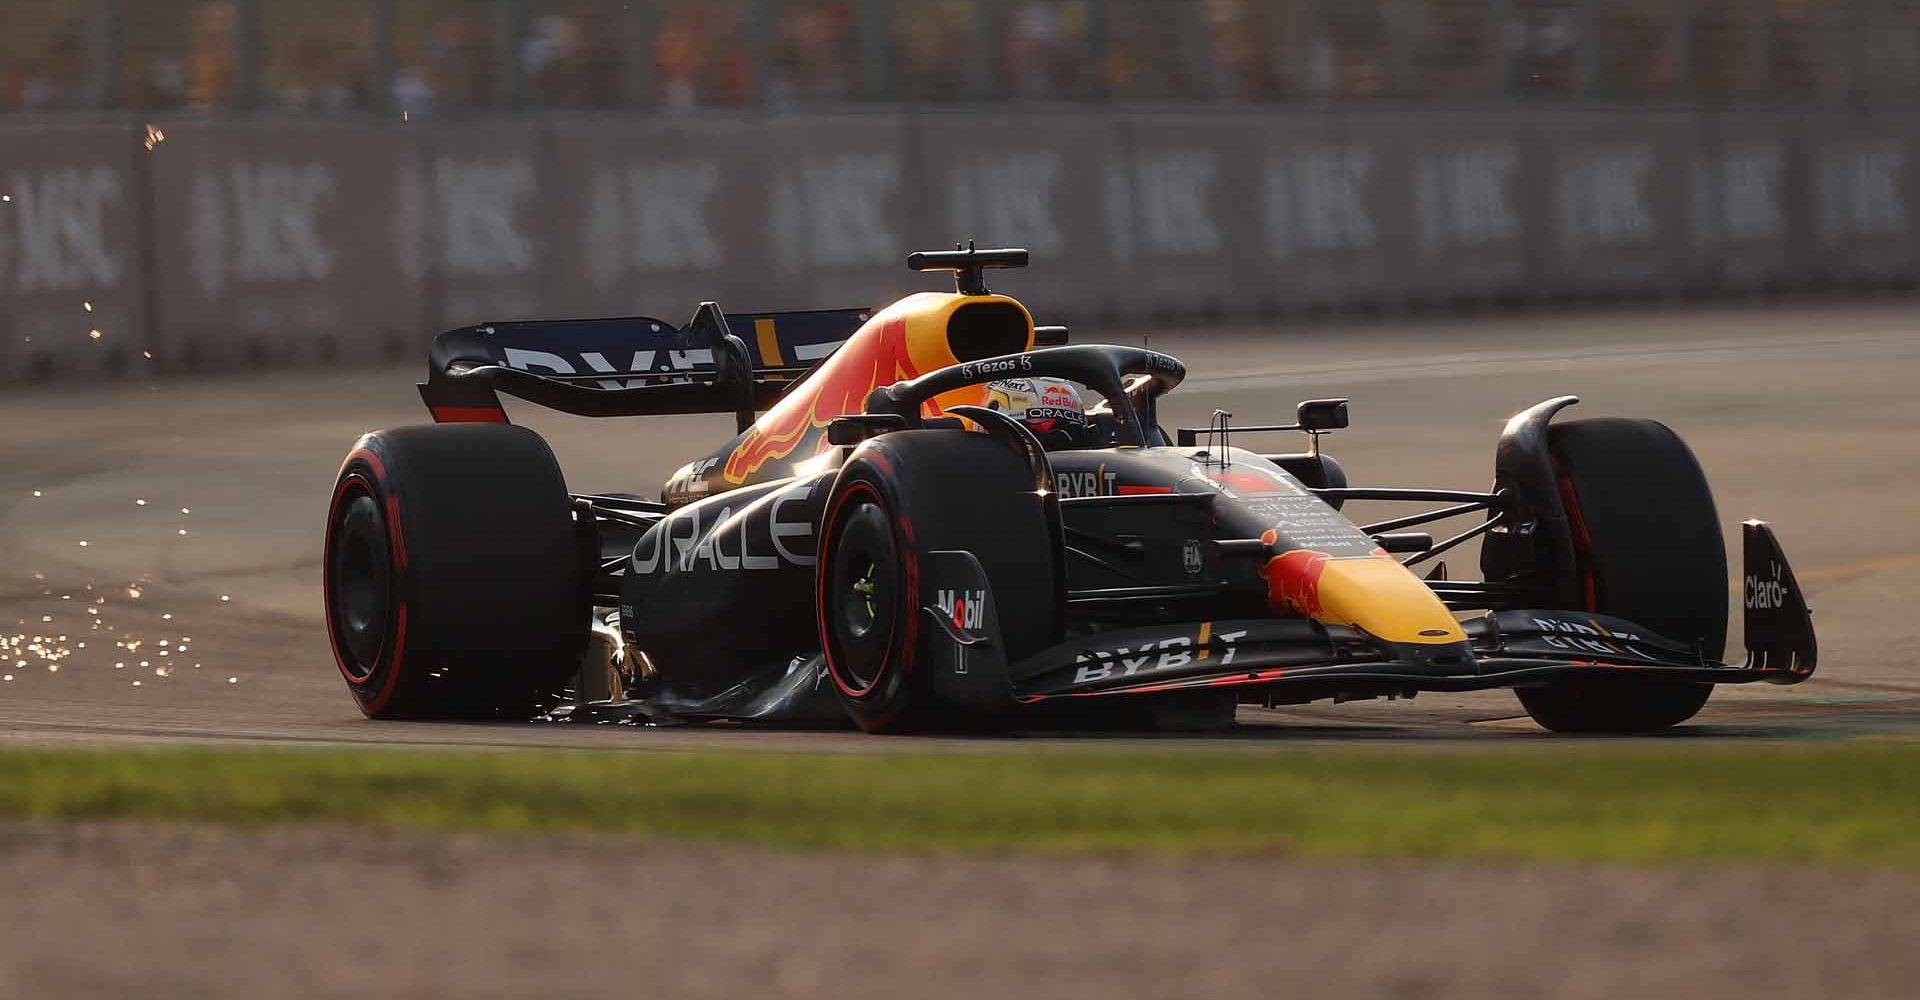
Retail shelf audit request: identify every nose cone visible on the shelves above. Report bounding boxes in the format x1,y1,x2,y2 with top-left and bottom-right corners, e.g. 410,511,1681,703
1261,550,1470,645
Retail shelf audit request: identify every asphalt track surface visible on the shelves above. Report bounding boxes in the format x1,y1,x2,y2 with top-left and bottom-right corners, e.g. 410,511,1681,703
6,302,1920,1000
3,300,1919,748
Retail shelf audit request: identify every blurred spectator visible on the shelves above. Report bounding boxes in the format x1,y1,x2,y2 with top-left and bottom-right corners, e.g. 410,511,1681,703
1502,1,1582,98
894,0,982,102
654,1,751,111
767,1,859,106
1004,1,1091,101
19,24,88,110
0,3,91,111
260,1,369,113
6,0,1919,114
1399,0,1498,100
276,35,358,112
1859,1,1920,102
1323,1,1390,99
524,11,621,108
1103,0,1204,99
1691,1,1768,101
186,1,237,109
1590,0,1678,99
1777,0,1857,103
386,9,504,114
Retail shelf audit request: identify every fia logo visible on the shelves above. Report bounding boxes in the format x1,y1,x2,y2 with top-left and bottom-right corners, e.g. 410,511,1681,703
1182,540,1204,575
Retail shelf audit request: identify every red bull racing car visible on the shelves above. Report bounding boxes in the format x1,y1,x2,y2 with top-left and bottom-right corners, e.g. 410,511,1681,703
323,246,1817,733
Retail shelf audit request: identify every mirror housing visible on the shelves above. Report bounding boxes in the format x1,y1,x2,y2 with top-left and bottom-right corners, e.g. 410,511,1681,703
1297,398,1349,432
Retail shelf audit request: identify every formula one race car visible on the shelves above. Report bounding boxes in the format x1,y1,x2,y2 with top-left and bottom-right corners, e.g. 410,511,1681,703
323,246,1818,734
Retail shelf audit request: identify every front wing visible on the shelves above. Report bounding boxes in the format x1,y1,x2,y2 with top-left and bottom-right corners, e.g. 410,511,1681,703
919,521,1817,710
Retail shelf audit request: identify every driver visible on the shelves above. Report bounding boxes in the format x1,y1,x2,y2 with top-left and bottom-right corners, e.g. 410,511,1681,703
985,377,1093,449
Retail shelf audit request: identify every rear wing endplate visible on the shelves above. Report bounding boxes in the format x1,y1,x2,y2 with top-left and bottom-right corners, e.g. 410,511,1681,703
417,303,869,432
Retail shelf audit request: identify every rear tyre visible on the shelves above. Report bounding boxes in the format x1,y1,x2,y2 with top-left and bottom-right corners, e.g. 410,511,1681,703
816,430,1061,733
323,423,588,719
1515,417,1724,734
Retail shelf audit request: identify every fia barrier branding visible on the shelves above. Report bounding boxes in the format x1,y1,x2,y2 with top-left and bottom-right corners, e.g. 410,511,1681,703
1,166,125,296
1071,623,1249,685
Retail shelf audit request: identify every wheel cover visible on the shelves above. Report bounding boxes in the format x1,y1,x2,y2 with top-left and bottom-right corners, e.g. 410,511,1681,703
825,491,900,696
326,484,392,682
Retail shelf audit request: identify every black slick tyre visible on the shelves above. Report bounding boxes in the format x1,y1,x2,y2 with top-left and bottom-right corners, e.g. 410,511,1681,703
1516,417,1725,734
323,423,588,719
815,430,1061,733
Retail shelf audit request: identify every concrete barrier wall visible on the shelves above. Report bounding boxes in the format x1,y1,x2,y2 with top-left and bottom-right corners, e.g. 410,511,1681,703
0,123,144,380
2,109,1915,379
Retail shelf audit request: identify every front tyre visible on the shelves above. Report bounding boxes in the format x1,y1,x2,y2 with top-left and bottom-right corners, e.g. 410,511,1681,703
324,424,588,719
1516,417,1724,734
816,430,1062,733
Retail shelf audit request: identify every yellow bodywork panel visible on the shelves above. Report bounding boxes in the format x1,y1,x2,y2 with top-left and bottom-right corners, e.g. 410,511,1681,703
1263,551,1467,645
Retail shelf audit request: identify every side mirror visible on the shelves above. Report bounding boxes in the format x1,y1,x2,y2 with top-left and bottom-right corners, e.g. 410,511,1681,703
1033,325,1069,347
827,413,908,446
1290,397,1351,428
1297,398,1349,432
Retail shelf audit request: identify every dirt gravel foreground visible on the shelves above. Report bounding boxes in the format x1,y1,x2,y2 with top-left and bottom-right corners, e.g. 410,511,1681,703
0,821,1913,1000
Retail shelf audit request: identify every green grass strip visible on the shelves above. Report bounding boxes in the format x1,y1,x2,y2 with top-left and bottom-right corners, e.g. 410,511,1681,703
1,744,1917,864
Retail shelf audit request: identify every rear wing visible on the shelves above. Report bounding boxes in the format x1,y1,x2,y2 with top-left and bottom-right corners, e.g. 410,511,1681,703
417,304,870,431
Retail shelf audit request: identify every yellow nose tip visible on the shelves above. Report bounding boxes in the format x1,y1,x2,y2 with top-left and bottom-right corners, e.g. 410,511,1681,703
1263,551,1466,645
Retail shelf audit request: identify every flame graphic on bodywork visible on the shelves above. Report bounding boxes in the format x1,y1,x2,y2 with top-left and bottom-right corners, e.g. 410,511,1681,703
1262,548,1331,618
725,315,920,483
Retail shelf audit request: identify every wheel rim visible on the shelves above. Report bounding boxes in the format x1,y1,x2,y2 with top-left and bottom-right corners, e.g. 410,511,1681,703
826,493,899,696
327,485,392,682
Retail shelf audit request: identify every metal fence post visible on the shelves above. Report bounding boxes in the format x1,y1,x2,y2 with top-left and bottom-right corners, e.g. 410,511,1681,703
1488,0,1513,99
1669,0,1694,102
233,0,262,110
621,1,657,108
858,0,892,101
971,0,1002,101
748,0,774,106
501,0,530,109
86,0,125,110
1578,0,1601,98
369,0,394,114
1084,0,1110,100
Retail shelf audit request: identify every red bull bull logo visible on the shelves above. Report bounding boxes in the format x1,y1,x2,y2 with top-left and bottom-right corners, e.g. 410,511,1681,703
724,315,921,483
1262,548,1331,619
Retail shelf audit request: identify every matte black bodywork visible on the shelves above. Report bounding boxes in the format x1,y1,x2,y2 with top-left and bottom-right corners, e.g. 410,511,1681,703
407,276,1817,728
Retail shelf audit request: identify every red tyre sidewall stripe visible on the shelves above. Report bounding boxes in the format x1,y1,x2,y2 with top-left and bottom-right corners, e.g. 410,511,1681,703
1555,463,1599,612
819,480,898,700
322,471,371,684
324,445,411,715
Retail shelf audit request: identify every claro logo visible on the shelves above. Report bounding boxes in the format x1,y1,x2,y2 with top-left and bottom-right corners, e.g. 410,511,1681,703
1745,562,1792,610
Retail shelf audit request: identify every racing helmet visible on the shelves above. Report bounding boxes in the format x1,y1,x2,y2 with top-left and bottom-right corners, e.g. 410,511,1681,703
985,377,1092,449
